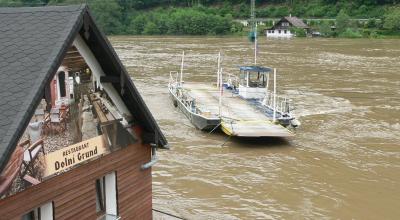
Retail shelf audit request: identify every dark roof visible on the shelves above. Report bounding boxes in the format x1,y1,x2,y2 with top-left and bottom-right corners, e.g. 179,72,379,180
0,5,168,172
284,16,309,28
239,66,273,73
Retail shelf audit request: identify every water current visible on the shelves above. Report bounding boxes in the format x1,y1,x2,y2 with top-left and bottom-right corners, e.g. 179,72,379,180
110,36,400,220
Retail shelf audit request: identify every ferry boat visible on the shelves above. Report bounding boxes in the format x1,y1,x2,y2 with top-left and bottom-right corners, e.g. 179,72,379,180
168,51,299,138
168,52,221,131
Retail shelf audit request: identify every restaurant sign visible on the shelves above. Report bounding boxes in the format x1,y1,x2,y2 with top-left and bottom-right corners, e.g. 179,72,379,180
44,135,107,177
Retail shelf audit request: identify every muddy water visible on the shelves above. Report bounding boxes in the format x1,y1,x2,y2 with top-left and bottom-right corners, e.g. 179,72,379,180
110,36,400,220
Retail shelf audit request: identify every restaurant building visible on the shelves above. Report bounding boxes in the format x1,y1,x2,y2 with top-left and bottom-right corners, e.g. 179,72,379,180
0,5,168,220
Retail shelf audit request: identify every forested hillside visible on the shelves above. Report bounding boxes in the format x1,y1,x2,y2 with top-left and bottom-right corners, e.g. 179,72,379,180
1,0,400,37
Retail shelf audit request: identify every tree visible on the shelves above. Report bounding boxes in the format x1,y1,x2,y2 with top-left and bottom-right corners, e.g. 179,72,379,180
143,21,160,35
383,7,400,31
318,21,333,37
336,9,351,33
129,14,147,34
88,0,123,35
290,27,306,37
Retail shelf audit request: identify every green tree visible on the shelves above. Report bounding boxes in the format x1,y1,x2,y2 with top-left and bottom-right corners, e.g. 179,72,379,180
336,9,351,33
290,27,306,37
339,28,362,38
383,7,400,31
129,14,147,34
143,21,160,35
318,21,333,37
88,0,123,35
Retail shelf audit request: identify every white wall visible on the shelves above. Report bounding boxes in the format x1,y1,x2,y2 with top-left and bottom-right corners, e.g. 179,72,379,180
266,29,293,38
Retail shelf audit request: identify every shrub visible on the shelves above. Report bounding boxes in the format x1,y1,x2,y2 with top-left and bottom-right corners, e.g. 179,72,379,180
318,22,334,37
383,7,400,31
336,9,351,33
129,14,147,34
339,28,362,38
290,27,307,37
143,22,160,35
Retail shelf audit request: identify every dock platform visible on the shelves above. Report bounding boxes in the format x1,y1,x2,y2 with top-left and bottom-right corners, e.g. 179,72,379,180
185,83,293,137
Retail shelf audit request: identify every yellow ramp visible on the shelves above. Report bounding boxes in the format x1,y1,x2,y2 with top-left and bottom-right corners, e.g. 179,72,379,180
221,120,293,137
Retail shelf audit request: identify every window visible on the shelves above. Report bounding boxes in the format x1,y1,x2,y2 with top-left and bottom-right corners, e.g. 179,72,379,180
284,30,287,34
272,30,274,33
96,176,106,213
278,30,281,34
58,71,66,98
96,172,119,220
22,202,53,220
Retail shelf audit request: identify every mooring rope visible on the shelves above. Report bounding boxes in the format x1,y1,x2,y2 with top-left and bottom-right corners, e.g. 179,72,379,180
152,208,186,220
209,122,222,134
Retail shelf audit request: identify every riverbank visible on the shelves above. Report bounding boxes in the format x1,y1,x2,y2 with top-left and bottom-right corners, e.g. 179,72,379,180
2,1,399,38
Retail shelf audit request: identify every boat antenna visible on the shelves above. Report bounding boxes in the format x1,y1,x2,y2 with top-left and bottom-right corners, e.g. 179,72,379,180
219,68,223,117
273,68,277,122
217,52,221,88
254,23,258,65
249,0,256,42
180,51,185,87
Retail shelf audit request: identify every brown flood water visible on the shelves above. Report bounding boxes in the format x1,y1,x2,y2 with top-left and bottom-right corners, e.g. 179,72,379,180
110,36,400,220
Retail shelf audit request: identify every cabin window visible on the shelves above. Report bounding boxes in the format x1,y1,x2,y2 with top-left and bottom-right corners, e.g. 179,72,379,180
96,172,118,219
21,202,54,220
58,71,66,98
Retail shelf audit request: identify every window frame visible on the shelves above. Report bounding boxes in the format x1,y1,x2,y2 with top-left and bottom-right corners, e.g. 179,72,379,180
96,172,118,219
22,201,54,220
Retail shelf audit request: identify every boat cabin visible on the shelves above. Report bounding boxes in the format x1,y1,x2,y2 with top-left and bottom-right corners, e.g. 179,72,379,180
237,66,272,99
0,5,168,219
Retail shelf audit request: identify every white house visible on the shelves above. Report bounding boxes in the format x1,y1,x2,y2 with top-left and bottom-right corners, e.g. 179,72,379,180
266,16,310,38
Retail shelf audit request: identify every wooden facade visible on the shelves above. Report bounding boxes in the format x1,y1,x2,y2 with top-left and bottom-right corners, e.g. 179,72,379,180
0,140,152,220
0,5,168,220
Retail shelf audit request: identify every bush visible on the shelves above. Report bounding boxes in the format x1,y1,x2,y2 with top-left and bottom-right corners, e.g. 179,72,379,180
129,14,147,34
339,28,362,38
290,27,307,37
366,18,377,28
143,22,160,35
336,9,351,33
383,7,400,31
318,22,334,37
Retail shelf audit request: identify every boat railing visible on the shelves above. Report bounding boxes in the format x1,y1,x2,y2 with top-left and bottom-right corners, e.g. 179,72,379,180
169,71,179,87
262,90,293,117
225,73,239,88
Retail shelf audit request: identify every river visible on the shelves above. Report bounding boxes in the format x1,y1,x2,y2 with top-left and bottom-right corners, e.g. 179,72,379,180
110,36,400,220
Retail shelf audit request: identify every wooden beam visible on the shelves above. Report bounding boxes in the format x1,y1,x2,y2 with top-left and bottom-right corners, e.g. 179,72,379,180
100,76,120,83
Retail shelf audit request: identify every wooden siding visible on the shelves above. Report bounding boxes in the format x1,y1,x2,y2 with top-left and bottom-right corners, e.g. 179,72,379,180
0,142,152,220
